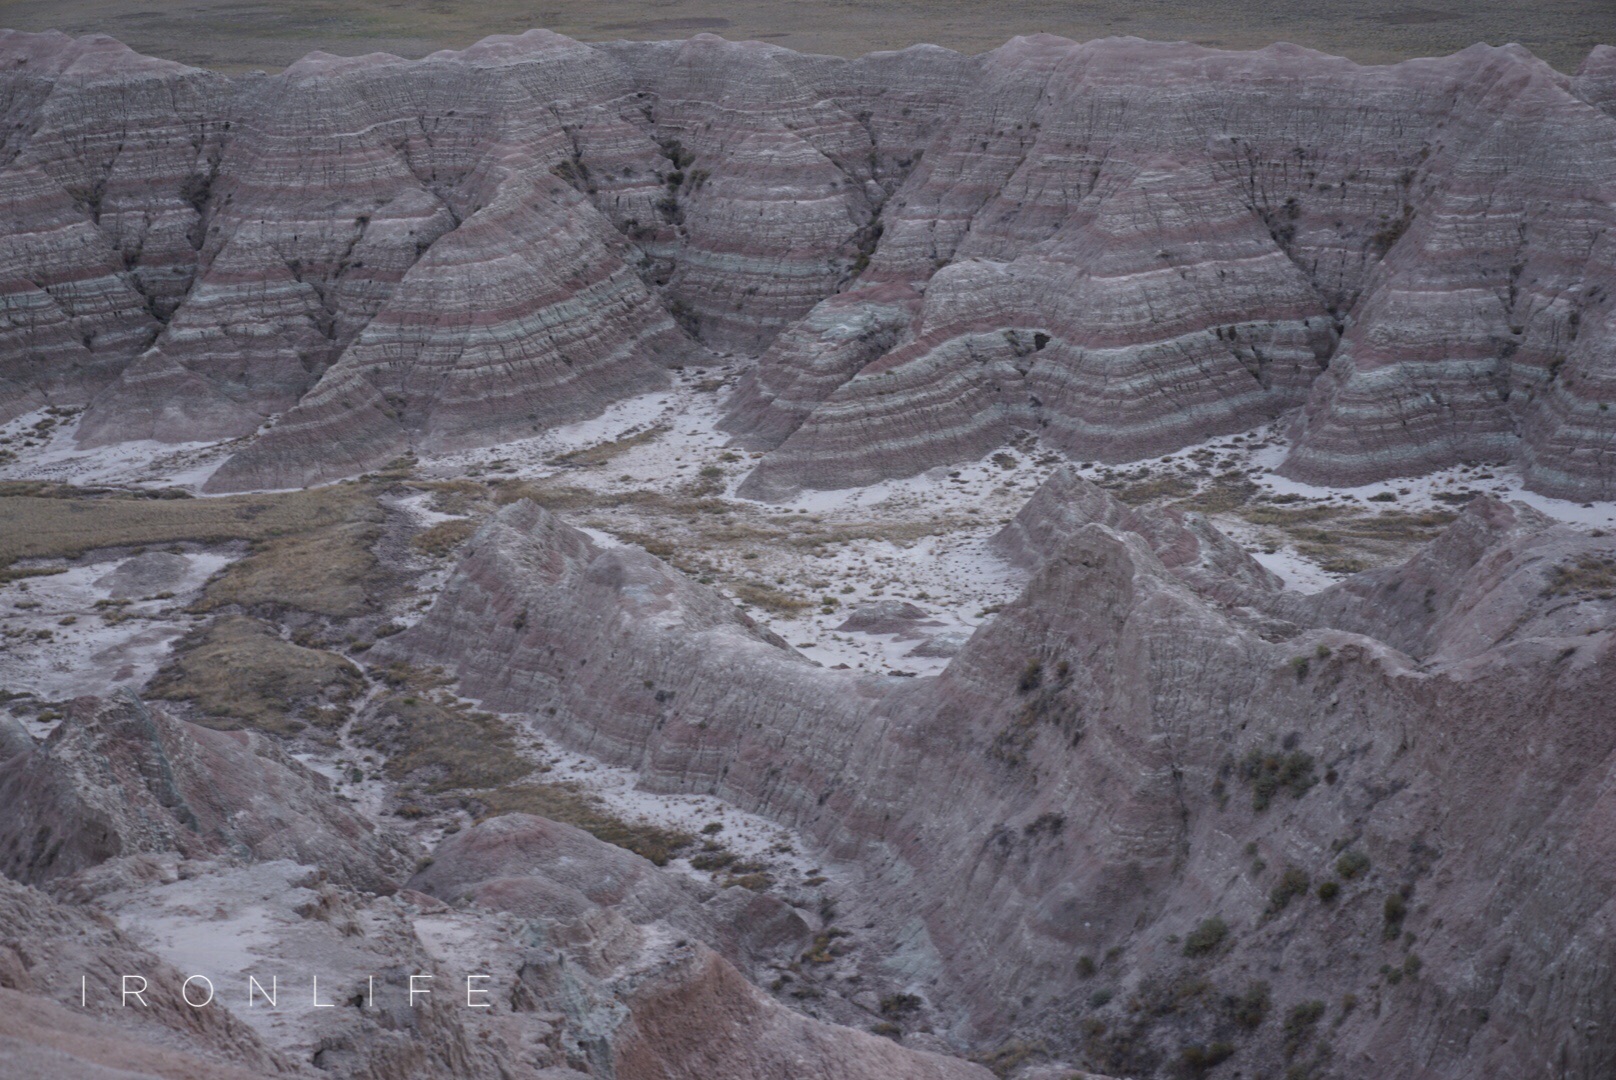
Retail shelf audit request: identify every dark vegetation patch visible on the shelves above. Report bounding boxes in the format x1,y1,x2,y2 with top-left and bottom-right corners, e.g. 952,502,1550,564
1183,916,1229,958
354,690,693,865
358,694,533,792
1175,477,1260,514
411,517,479,558
147,615,362,736
547,423,668,466
730,581,813,613
1238,747,1317,810
1267,865,1312,914
0,481,378,576
193,518,381,617
1545,553,1616,597
1235,501,1457,573
479,784,694,866
1115,474,1197,505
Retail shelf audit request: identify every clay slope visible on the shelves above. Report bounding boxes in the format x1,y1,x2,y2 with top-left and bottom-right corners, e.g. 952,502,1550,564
409,814,994,1080
0,31,227,425
4,30,1615,497
0,874,298,1078
389,488,1616,1078
733,37,1616,500
0,690,408,889
0,690,998,1079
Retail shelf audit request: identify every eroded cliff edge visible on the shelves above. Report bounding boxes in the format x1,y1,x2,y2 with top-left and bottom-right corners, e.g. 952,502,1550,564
3,30,1615,499
380,481,1616,1077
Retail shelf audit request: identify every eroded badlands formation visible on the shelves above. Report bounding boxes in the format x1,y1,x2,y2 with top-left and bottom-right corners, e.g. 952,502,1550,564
382,486,1616,1078
3,468,1613,1078
3,21,1616,1080
2,29,1616,498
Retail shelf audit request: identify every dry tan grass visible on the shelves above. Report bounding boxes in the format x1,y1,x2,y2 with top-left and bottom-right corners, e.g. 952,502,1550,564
147,615,363,736
1175,478,1260,514
357,695,698,866
731,582,813,613
614,530,678,559
354,691,694,864
0,482,376,569
194,520,381,617
1235,500,1457,573
1335,510,1457,541
1546,553,1616,597
479,783,694,866
1114,475,1197,506
1239,504,1345,527
0,480,387,615
359,694,534,792
411,518,479,558
408,479,490,517
784,516,968,549
548,424,668,467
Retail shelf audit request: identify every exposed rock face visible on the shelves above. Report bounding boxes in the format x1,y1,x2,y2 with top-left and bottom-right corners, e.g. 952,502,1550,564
610,946,990,1080
391,492,1616,1078
403,814,992,1080
0,693,976,1079
0,714,33,760
92,551,192,597
836,597,941,636
409,813,812,975
1272,496,1616,659
990,464,1283,603
0,873,296,1077
1578,45,1616,118
732,38,1616,501
5,30,1616,497
1281,47,1616,501
721,282,924,451
0,31,226,425
0,691,407,890
165,33,704,490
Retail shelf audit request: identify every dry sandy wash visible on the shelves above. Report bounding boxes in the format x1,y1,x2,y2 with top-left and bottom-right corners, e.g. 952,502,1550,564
0,24,1614,1080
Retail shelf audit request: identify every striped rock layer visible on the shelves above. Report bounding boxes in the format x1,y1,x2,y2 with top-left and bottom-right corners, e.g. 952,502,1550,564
387,492,1616,1077
3,31,1615,496
733,37,1616,500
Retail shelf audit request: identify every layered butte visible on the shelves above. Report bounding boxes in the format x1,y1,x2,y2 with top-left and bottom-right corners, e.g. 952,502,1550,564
381,485,1616,1077
2,29,1615,497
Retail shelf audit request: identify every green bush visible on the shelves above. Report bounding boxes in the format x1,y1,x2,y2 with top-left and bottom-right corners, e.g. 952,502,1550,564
1183,917,1229,957
1383,892,1408,938
1268,866,1311,913
880,993,923,1018
1283,1000,1326,1059
1335,850,1371,879
1227,981,1270,1029
1180,1041,1236,1073
1239,749,1318,810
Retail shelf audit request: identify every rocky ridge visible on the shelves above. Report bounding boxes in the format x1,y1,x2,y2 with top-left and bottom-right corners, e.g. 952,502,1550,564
3,30,1615,499
382,481,1616,1078
0,688,1007,1079
3,20,1616,1080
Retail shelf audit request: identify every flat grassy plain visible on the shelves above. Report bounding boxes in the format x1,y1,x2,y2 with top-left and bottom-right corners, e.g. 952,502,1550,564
0,0,1607,73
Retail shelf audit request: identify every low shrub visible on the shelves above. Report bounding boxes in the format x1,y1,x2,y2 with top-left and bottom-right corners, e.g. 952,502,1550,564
1183,917,1229,958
